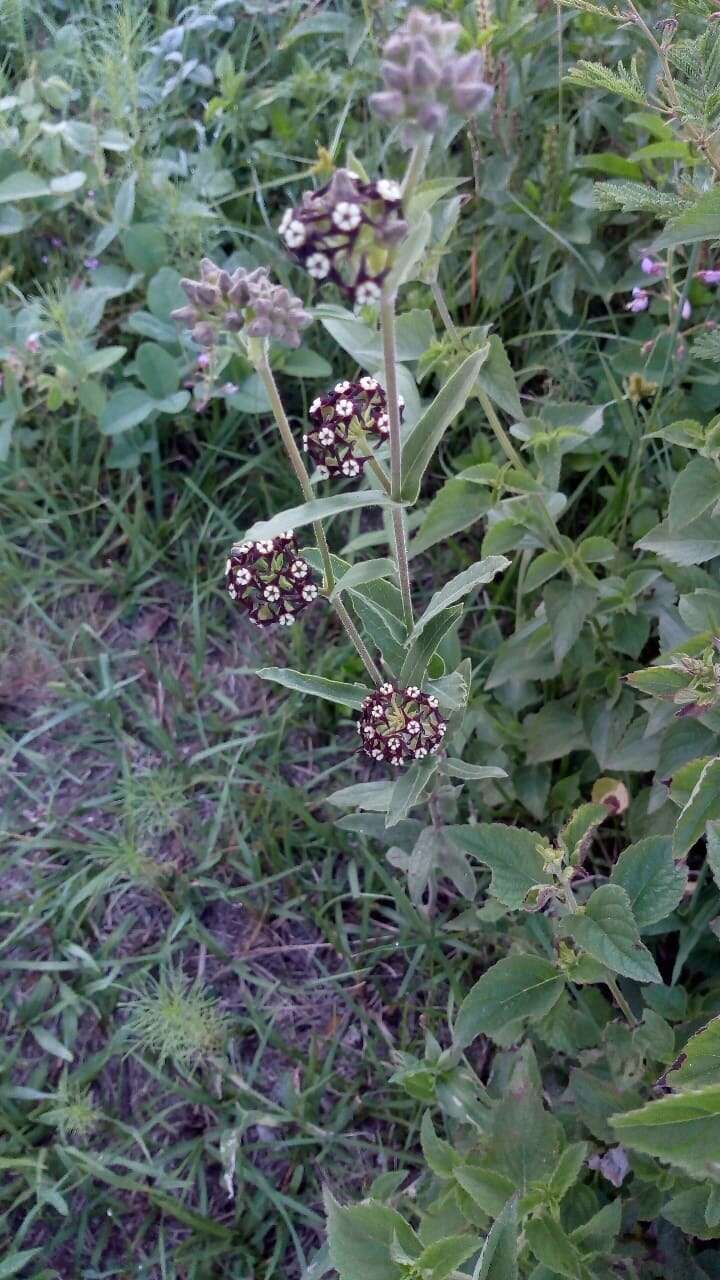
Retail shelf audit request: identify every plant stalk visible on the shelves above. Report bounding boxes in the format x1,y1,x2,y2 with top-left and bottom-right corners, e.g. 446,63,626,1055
380,288,414,632
254,353,383,685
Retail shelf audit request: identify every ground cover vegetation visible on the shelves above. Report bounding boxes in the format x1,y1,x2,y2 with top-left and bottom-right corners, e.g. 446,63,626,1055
3,0,720,1277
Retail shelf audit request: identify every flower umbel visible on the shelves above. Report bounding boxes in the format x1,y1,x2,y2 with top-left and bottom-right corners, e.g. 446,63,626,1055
278,169,408,306
172,259,311,348
303,377,404,478
226,532,318,627
357,684,447,767
370,7,493,147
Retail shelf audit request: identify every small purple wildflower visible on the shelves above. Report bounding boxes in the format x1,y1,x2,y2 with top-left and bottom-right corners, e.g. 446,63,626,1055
697,269,720,285
641,256,664,277
626,287,650,313
24,332,42,353
196,352,212,369
588,1147,630,1188
681,299,692,320
357,684,447,768
50,236,63,249
303,377,404,480
84,257,100,271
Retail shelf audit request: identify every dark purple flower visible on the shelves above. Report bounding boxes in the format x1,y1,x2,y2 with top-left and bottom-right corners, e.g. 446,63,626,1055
226,532,318,628
84,257,100,271
357,683,447,767
303,377,404,479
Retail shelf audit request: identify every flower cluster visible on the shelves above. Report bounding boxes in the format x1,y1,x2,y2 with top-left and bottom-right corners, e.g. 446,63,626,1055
172,259,311,349
278,168,408,306
225,532,318,628
303,377,404,479
370,7,493,147
357,683,447,767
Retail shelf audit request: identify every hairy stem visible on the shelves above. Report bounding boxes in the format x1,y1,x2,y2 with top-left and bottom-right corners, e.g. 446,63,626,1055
380,289,414,632
255,353,383,685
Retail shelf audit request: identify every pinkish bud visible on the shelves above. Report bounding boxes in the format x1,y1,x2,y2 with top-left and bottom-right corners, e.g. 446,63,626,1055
24,332,42,353
641,255,664,277
682,299,692,320
626,287,650,313
696,269,720,285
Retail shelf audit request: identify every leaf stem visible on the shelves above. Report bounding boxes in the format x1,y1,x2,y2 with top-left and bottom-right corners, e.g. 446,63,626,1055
380,288,414,632
254,352,383,685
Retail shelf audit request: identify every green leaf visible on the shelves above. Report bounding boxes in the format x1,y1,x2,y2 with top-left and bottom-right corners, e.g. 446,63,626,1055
566,57,647,104
610,836,687,928
410,477,491,558
476,334,524,419
560,803,607,860
611,1086,720,1179
669,1017,720,1089
655,185,720,248
326,781,395,812
565,884,661,983
475,1197,518,1280
454,955,564,1048
386,757,440,828
325,1191,421,1280
637,514,720,566
673,756,720,857
447,823,551,909
386,212,432,292
544,581,597,663
547,1141,589,1200
415,1235,482,1280
0,170,51,203
663,1185,720,1241
420,1112,458,1178
50,170,87,195
441,758,506,782
399,604,462,688
624,666,688,699
243,491,399,542
524,550,565,592
329,557,397,600
526,1214,587,1280
135,342,180,399
454,1165,515,1216
669,457,720,533
401,349,489,502
99,386,155,435
0,1252,42,1278
31,1026,73,1062
256,667,369,710
410,556,509,639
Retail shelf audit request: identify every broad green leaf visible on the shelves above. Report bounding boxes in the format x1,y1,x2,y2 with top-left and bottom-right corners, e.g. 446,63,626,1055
476,334,525,419
386,757,440,828
624,666,687,699
637,515,720,566
324,1191,421,1280
243,491,399,542
399,604,462,688
410,556,509,639
475,1197,518,1280
524,550,565,592
565,884,661,983
611,1086,720,1178
326,782,394,812
669,1018,720,1089
655,186,720,248
544,581,597,663
669,457,720,533
410,477,492,558
401,349,489,502
414,1235,481,1280
610,836,687,928
673,756,720,857
385,211,432,292
454,955,564,1048
256,667,369,710
547,1141,589,1200
663,1185,720,1241
329,557,396,600
135,342,180,399
526,1215,587,1280
447,823,551,909
570,1198,622,1253
99,386,155,435
50,170,86,194
454,1166,515,1216
0,170,51,202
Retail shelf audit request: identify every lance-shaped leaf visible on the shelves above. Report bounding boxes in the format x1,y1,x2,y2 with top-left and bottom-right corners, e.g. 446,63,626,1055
386,757,440,828
329,557,397,601
475,1197,519,1280
243,491,399,543
409,556,510,640
399,604,462,688
401,348,489,502
256,668,369,710
668,1018,720,1089
673,756,720,858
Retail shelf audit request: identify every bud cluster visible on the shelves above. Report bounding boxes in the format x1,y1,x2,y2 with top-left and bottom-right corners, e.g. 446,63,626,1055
172,259,311,349
357,683,447,767
226,532,318,628
370,7,493,147
278,169,408,306
671,642,720,718
303,377,405,479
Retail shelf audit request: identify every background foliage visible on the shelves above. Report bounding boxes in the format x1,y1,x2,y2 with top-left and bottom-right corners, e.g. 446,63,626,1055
3,0,720,1277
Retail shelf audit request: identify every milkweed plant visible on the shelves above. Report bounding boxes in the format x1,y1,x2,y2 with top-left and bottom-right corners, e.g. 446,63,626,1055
170,7,720,1278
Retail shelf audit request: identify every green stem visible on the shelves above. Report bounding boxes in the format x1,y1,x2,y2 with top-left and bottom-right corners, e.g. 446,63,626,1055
254,354,383,685
380,289,414,632
430,280,525,470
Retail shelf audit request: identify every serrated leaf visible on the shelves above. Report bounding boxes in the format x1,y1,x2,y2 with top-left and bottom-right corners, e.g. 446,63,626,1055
565,884,661,983
636,514,720,566
401,349,489,502
611,1086,720,1179
454,955,564,1048
655,185,720,248
673,756,720,857
447,823,551,909
669,457,720,533
544,581,597,663
526,1214,588,1280
256,667,369,710
669,1018,720,1089
610,836,687,927
325,1190,421,1280
475,1197,518,1280
410,556,509,639
624,666,688,699
476,334,524,419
